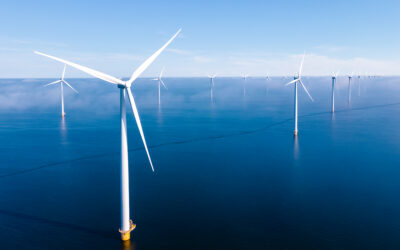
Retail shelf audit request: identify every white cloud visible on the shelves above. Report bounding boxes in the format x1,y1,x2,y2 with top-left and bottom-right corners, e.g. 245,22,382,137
193,56,212,63
313,45,350,53
1,48,400,77
166,48,192,55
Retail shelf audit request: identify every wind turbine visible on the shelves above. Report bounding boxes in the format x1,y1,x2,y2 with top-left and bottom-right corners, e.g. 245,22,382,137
151,67,167,107
347,73,353,104
265,74,270,95
44,65,78,117
331,71,339,113
242,74,248,96
34,28,181,241
285,53,314,136
208,74,216,102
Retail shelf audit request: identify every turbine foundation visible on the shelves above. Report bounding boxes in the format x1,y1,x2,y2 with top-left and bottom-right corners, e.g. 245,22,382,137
119,220,136,241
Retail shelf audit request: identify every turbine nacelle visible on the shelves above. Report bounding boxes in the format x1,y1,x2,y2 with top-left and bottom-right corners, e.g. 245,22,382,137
208,74,217,80
332,71,340,80
347,72,354,80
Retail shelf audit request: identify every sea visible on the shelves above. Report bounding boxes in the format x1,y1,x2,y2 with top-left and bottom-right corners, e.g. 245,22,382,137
1,76,400,249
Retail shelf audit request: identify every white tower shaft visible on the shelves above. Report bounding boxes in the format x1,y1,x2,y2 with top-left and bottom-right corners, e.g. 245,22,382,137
348,78,352,104
294,80,298,136
61,82,65,117
158,81,161,106
211,79,214,102
119,86,131,236
332,77,335,113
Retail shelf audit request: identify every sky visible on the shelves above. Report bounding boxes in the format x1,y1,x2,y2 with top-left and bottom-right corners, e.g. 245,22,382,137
1,0,400,77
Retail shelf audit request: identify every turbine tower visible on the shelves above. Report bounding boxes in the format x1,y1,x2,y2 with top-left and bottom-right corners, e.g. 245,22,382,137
242,74,248,96
265,74,270,95
285,53,314,136
152,67,167,107
43,64,78,117
208,74,216,102
331,71,339,113
347,73,353,105
35,28,181,241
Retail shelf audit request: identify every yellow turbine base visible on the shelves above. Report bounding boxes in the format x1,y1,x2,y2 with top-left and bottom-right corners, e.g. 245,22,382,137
119,220,136,241
121,231,131,241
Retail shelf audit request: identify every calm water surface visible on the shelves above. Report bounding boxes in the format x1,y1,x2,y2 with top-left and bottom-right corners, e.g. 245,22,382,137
1,77,400,249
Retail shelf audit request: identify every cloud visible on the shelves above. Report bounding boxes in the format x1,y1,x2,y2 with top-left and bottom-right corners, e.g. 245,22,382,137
313,45,350,53
193,56,212,63
0,38,68,48
1,46,400,77
166,48,192,55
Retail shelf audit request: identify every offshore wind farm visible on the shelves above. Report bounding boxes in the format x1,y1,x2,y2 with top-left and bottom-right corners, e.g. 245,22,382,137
2,1,400,249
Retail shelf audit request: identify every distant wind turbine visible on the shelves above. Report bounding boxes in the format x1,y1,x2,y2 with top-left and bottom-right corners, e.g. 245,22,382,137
152,67,167,107
242,74,248,96
265,74,270,95
43,64,78,117
208,74,216,102
347,73,353,104
331,71,339,113
285,53,314,136
34,28,181,241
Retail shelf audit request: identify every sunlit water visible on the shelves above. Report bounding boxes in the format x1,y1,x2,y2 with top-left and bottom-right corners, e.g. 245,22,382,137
1,77,400,249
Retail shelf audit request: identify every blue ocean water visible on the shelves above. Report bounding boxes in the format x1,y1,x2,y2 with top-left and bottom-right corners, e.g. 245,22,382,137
1,76,400,249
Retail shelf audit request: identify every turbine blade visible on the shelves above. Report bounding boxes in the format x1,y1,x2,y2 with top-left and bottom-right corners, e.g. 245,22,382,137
34,51,124,85
63,80,79,93
299,80,314,102
160,79,167,89
44,80,61,87
285,78,299,86
160,67,165,79
299,52,305,76
126,29,182,87
62,64,66,80
126,87,154,172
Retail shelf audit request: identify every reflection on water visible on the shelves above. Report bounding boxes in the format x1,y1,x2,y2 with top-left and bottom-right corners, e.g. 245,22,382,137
293,135,299,160
120,240,135,250
60,117,67,131
156,106,164,125
60,117,68,145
